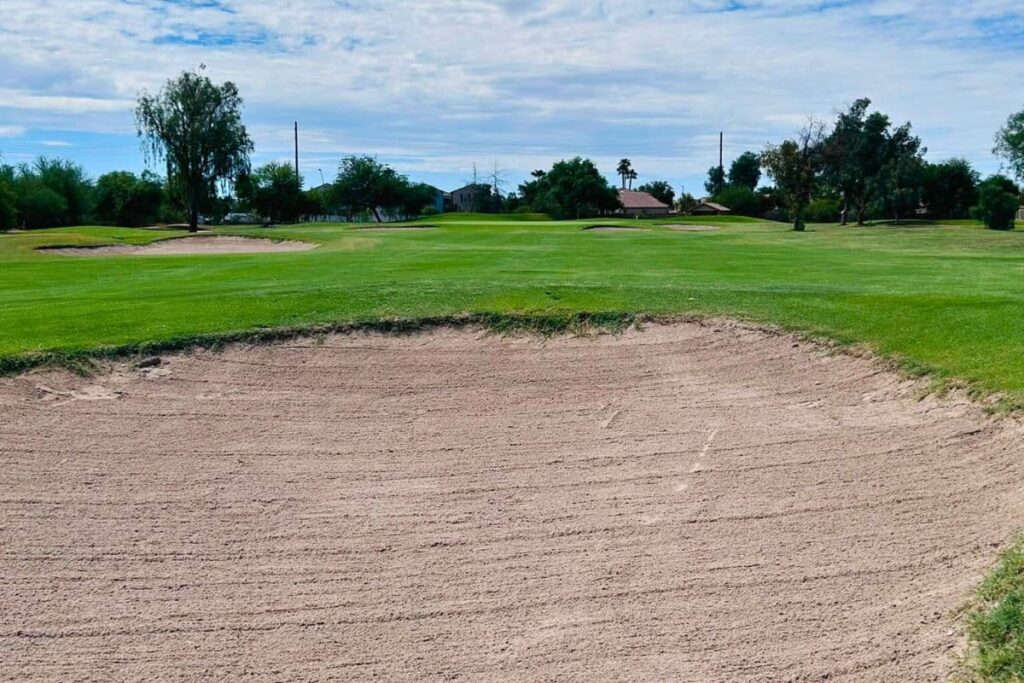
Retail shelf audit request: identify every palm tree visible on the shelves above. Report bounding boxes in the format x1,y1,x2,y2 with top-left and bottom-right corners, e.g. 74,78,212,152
616,159,633,189
627,169,638,190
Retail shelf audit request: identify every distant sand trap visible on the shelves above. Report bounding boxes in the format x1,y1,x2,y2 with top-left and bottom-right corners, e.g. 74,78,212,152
38,235,317,256
583,225,647,232
2,322,1023,681
664,224,719,231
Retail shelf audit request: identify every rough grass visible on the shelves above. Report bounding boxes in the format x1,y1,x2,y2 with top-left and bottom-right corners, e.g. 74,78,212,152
958,538,1024,682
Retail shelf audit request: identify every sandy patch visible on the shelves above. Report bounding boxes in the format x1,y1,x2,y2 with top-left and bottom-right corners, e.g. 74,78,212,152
664,223,719,231
38,235,317,256
583,225,648,232
2,323,1022,681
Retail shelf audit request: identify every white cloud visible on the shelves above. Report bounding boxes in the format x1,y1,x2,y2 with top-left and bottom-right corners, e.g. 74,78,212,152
0,0,1022,188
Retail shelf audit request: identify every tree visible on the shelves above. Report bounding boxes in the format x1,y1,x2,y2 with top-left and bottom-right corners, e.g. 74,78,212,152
995,108,1024,183
762,120,828,232
94,171,164,227
921,159,979,220
135,68,253,232
870,122,925,225
332,156,408,222
32,158,93,225
636,180,675,207
676,190,698,213
520,157,620,219
401,183,441,219
616,159,634,189
728,152,761,190
712,186,762,218
971,175,1019,230
239,162,304,223
705,165,726,196
0,162,16,231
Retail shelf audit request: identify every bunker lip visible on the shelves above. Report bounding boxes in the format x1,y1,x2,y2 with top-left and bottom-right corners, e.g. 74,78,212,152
35,235,318,256
1,322,1021,681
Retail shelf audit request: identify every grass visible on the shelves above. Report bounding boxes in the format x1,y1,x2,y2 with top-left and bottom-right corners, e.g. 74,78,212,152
959,538,1024,681
3,215,1024,410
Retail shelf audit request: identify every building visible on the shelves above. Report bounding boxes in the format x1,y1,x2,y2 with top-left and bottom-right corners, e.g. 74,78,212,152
450,184,488,212
689,200,732,216
618,190,670,217
1018,204,1024,221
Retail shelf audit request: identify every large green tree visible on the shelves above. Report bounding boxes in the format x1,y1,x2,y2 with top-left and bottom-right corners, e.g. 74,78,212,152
704,165,726,196
135,68,253,232
94,171,164,227
519,157,620,219
332,156,408,222
995,108,1024,183
871,122,925,225
762,120,827,232
972,175,1019,230
616,159,634,189
238,162,304,223
727,152,761,190
921,159,979,220
0,162,16,231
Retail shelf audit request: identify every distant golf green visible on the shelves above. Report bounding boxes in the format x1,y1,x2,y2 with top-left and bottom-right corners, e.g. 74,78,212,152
3,215,1024,407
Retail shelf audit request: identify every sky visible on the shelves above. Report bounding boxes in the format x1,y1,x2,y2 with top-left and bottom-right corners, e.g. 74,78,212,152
1,0,1023,195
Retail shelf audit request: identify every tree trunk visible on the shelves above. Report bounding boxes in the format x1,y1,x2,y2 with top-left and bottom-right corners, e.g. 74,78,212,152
840,193,849,226
793,204,806,232
372,207,383,223
188,192,199,233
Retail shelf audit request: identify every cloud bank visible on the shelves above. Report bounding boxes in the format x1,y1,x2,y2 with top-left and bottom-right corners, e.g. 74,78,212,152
1,0,1022,191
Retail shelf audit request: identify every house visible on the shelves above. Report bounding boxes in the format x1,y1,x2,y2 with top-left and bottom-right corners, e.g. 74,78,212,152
689,200,731,216
1018,204,1024,221
450,184,487,212
618,190,670,217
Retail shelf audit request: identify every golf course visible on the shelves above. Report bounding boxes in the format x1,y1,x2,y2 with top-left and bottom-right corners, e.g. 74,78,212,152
3,214,1024,680
3,214,1024,409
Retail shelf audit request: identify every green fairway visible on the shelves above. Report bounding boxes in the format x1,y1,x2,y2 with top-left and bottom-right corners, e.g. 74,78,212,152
3,215,1024,407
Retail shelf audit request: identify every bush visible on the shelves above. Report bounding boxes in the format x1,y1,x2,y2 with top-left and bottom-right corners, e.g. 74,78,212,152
420,206,439,216
972,177,1019,230
805,197,841,223
17,184,69,229
712,186,762,218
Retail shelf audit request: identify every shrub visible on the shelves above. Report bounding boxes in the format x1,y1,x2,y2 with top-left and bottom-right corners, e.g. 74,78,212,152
420,206,439,216
17,184,69,229
712,186,762,218
805,197,841,223
972,176,1019,230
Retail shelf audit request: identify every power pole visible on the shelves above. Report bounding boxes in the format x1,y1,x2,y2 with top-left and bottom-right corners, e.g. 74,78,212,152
294,122,299,179
719,131,724,176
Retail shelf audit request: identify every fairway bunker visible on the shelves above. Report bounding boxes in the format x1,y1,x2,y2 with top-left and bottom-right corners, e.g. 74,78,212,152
664,224,719,231
37,235,317,256
2,322,1023,681
583,224,648,232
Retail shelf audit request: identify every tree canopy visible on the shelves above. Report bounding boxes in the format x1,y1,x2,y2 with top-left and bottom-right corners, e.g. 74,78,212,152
519,157,620,219
238,162,305,223
995,108,1024,183
94,171,164,227
972,175,1019,230
727,152,762,191
332,156,408,222
762,120,828,231
135,68,253,232
705,165,726,196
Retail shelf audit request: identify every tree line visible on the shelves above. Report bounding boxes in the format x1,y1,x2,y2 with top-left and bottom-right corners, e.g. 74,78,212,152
2,69,1023,231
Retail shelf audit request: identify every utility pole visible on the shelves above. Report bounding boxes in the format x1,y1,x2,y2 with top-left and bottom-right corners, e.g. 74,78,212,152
719,131,724,176
294,122,299,179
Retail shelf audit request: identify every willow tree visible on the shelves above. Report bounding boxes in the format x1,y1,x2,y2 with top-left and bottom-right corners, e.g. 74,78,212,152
135,68,252,232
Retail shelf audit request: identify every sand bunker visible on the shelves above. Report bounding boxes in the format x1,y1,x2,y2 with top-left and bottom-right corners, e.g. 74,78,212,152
2,322,1022,681
664,224,719,231
38,235,317,256
583,225,647,232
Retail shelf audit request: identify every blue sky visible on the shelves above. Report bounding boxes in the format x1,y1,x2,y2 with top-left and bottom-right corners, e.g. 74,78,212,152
1,0,1023,194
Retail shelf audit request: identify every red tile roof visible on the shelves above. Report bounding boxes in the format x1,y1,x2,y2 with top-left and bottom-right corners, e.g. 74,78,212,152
619,190,669,210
